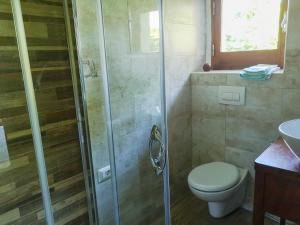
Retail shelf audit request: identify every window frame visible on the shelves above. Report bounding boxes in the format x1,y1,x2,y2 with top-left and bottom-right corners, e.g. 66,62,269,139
211,0,288,70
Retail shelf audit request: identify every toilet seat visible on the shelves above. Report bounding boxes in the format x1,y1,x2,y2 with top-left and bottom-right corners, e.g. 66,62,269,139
188,162,239,192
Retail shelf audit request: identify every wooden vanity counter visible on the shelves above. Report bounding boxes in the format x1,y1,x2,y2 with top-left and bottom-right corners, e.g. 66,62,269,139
253,137,300,225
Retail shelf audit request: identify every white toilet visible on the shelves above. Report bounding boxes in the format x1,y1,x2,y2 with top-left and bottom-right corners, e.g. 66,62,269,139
188,162,248,218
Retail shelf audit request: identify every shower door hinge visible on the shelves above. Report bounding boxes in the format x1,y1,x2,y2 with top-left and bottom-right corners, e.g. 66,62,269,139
212,44,215,57
212,0,216,16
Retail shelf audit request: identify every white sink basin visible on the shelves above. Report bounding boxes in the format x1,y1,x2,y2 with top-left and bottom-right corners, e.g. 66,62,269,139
279,119,300,159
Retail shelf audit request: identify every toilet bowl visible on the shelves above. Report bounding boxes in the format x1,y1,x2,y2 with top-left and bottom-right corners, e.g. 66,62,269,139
188,162,248,218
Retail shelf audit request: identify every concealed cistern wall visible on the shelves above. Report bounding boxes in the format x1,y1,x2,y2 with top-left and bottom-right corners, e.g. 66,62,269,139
191,0,300,209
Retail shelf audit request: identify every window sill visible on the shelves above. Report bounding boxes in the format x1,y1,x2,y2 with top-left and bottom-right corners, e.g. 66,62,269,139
193,69,284,75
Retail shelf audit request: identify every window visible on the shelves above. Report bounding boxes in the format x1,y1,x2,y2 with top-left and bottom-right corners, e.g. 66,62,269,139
129,8,160,53
212,0,288,70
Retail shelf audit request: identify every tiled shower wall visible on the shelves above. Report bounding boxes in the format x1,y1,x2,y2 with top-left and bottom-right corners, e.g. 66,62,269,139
192,0,300,208
0,0,89,224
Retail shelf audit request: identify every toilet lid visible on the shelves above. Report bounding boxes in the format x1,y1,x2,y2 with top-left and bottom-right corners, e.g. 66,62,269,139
188,162,239,192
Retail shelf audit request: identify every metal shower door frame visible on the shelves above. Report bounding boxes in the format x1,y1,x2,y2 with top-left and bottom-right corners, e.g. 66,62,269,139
10,0,55,224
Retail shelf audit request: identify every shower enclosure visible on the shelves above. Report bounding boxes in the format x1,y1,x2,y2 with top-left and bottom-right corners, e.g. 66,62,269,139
0,0,170,224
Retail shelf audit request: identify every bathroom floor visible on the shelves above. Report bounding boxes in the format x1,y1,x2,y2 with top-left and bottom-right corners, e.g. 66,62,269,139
171,193,278,225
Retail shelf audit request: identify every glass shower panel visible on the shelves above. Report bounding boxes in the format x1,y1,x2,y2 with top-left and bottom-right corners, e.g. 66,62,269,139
0,1,45,224
20,0,91,224
102,0,166,224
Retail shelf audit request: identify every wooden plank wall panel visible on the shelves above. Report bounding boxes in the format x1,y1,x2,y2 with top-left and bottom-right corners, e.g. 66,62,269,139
0,1,90,224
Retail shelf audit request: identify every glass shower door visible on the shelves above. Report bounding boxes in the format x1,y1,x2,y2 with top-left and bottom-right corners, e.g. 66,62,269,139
18,0,94,224
2,0,96,224
0,2,47,224
101,0,168,224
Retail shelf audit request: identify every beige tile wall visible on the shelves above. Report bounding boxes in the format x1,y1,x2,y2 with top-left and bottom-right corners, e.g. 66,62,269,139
191,0,300,208
165,0,206,203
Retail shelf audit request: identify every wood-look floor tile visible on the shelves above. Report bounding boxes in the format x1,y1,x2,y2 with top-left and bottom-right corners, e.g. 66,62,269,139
171,193,278,225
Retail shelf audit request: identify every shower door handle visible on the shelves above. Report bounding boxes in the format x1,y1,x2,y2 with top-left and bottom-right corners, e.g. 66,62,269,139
149,125,166,176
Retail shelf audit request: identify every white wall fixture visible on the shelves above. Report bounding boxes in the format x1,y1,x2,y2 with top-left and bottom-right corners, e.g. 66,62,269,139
82,59,98,78
218,86,245,106
97,165,111,183
0,126,10,169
